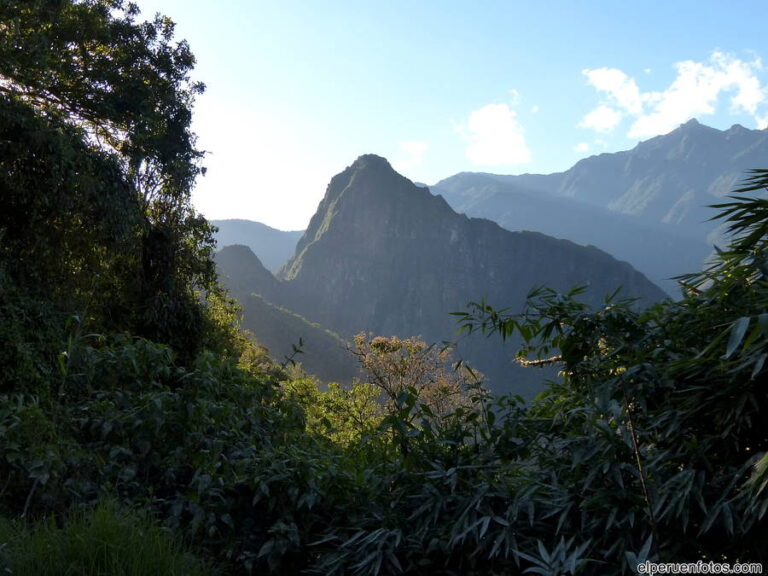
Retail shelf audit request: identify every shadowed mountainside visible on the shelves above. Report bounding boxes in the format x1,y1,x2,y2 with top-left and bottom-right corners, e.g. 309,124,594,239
215,245,359,383
432,120,768,295
219,155,665,397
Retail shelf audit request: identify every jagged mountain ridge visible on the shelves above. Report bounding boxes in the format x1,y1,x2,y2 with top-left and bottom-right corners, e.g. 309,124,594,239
432,120,768,294
279,155,663,336
220,155,665,398
431,171,709,296
560,120,766,224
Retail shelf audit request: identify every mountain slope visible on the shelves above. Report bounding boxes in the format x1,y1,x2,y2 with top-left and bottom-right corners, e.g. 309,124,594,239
212,219,303,273
215,245,359,383
274,155,665,397
238,293,359,384
432,120,768,294
554,120,768,232
431,172,710,295
215,244,280,302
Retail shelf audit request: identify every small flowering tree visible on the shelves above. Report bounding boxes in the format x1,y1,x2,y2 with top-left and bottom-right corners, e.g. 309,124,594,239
351,334,479,416
350,333,487,457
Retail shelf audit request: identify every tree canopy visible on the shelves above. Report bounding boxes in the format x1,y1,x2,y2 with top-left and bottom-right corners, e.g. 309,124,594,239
1,2,767,574
0,0,204,205
0,0,221,360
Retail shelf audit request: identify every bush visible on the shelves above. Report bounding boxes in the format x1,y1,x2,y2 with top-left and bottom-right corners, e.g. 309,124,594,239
0,501,215,576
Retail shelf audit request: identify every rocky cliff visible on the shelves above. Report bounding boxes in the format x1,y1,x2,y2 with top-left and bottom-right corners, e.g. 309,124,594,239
265,154,666,397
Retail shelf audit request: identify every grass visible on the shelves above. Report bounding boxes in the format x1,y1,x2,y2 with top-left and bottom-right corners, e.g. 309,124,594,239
0,501,217,576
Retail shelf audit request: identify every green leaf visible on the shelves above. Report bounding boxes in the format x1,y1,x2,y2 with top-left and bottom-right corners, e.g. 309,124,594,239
724,316,750,359
752,353,767,379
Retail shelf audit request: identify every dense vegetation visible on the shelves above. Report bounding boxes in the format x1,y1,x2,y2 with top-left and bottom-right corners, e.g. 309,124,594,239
1,1,766,574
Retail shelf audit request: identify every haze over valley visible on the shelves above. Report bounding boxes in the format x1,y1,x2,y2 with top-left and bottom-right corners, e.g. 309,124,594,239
214,120,768,398
217,152,669,397
3,2,768,573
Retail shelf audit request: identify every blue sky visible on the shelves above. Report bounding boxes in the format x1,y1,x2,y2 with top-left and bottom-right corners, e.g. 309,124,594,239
136,1,768,230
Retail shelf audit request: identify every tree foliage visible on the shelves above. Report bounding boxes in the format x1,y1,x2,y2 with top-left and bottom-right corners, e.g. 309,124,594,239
452,170,768,570
351,334,481,420
284,376,383,448
0,0,221,361
0,0,204,204
1,2,767,574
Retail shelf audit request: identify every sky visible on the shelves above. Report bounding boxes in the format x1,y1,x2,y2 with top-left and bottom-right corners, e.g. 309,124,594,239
135,0,768,230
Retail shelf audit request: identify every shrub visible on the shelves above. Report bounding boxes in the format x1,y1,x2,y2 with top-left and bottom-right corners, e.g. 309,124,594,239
0,501,216,576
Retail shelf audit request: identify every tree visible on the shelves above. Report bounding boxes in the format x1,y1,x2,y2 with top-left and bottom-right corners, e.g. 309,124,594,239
0,0,204,207
453,170,768,568
0,94,140,311
350,333,486,458
283,376,383,447
0,0,223,359
351,333,481,419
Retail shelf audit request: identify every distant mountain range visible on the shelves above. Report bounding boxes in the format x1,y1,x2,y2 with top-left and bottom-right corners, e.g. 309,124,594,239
217,155,664,398
210,219,302,273
433,119,768,294
214,120,768,396
215,120,768,294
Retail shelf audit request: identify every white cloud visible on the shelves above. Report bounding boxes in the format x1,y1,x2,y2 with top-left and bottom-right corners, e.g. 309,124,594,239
583,67,644,115
460,103,531,166
579,105,623,133
580,51,768,140
531,105,540,113
630,53,766,138
574,142,590,153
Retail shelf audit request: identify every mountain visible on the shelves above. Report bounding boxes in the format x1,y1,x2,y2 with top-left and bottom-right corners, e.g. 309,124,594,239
280,154,662,332
215,245,359,383
218,154,664,398
214,244,280,302
432,120,768,294
211,219,303,273
431,172,709,296
554,120,766,231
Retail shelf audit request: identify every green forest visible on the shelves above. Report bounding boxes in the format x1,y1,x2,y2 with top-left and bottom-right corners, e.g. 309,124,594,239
0,2,766,574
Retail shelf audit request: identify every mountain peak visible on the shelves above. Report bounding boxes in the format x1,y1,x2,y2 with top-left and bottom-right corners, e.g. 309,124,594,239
674,118,718,136
726,123,749,135
282,155,451,280
214,244,279,301
273,156,665,396
350,154,393,170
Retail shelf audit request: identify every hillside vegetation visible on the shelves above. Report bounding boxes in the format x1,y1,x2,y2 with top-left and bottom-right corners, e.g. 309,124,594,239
217,154,666,400
0,2,766,575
